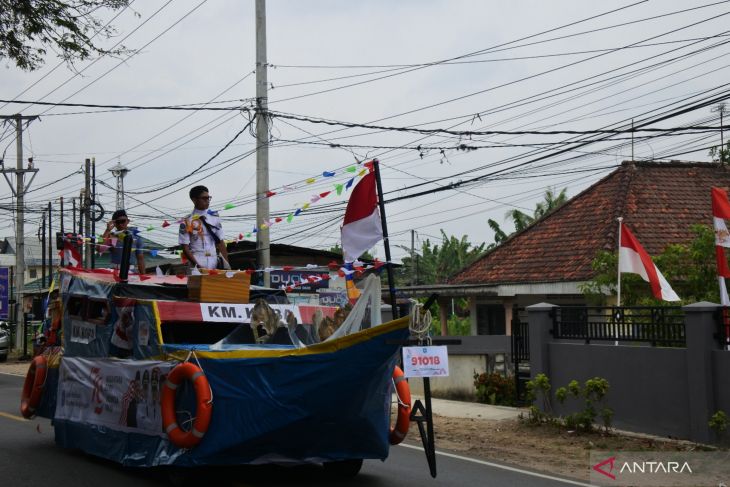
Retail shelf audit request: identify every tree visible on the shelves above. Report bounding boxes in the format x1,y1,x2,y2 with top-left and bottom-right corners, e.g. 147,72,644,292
580,224,723,305
709,140,730,164
396,229,485,285
488,187,568,248
327,243,374,262
0,0,132,71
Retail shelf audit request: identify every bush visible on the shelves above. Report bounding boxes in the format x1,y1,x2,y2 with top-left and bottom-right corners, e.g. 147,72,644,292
522,374,613,432
473,371,516,406
525,373,553,424
709,410,728,436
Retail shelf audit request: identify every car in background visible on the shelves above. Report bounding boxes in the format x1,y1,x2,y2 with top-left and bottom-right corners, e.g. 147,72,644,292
0,322,9,362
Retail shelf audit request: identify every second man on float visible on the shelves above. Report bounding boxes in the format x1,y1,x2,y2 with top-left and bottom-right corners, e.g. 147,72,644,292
179,185,230,270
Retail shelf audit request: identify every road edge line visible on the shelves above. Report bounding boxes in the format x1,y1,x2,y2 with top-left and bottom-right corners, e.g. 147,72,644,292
398,442,593,487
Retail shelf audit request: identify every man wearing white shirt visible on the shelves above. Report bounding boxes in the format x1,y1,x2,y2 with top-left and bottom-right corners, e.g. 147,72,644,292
179,185,230,269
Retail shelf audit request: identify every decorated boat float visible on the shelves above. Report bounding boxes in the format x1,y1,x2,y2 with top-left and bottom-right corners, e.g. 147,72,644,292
20,266,427,477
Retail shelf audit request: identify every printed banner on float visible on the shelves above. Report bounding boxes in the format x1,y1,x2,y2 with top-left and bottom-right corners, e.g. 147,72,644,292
55,357,175,436
200,303,302,323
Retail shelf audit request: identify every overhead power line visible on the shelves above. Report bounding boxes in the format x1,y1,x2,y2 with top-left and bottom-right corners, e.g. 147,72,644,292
266,112,729,136
0,99,250,112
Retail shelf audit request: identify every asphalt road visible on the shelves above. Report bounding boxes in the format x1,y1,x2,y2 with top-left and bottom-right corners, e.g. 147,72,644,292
0,372,588,487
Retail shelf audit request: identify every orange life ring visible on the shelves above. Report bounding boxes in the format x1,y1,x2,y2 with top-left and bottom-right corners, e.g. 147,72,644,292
161,362,213,449
389,365,411,445
20,356,48,419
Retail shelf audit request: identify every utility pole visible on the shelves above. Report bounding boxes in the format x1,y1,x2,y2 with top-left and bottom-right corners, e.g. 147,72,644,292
91,158,96,269
255,0,271,286
41,211,46,289
0,114,38,351
411,229,416,286
84,158,91,268
47,202,52,285
59,197,64,266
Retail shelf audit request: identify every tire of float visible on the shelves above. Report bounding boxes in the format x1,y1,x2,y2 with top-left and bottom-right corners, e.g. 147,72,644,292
20,355,48,419
389,365,412,445
161,362,213,448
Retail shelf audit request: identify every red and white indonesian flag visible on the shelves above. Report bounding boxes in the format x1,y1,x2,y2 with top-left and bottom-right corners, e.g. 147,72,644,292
341,172,383,263
712,187,730,305
59,237,82,268
619,223,680,301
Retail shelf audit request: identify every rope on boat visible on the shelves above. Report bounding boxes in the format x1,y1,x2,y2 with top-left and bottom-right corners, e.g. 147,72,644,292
181,350,214,406
408,299,432,346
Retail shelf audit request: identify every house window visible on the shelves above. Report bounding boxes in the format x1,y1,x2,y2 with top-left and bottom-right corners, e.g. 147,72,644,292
29,269,37,279
476,304,506,335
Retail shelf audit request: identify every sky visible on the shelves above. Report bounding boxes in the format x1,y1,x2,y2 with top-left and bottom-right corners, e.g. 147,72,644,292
1,0,729,262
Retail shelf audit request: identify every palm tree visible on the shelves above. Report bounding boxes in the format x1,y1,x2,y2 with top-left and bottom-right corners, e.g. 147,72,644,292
489,187,568,246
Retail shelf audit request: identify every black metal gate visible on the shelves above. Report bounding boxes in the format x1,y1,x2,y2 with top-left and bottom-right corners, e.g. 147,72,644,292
510,305,530,404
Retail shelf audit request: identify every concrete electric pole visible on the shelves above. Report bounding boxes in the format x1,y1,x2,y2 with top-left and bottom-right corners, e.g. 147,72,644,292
84,158,92,268
0,114,39,350
256,0,271,286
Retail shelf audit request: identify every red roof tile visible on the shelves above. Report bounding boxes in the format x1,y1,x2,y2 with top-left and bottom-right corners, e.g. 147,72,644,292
450,161,730,285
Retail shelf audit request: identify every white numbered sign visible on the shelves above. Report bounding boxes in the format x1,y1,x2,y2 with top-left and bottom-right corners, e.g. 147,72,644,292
402,345,449,378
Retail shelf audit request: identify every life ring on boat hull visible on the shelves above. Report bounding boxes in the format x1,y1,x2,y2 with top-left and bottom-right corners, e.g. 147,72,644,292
389,365,412,445
161,362,213,449
20,356,48,419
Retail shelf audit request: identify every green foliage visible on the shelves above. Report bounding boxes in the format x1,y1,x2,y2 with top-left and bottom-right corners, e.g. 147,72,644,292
522,374,613,433
446,313,471,335
328,243,374,261
421,298,471,336
580,224,724,305
488,219,508,247
0,0,133,71
555,380,580,404
488,187,568,249
473,371,517,406
709,410,729,435
525,373,553,423
396,229,485,286
709,140,730,164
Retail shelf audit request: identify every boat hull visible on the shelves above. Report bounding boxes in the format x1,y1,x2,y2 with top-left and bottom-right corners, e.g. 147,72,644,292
50,320,409,467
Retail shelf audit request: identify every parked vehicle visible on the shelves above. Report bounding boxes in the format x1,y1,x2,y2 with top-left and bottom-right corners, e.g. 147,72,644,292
0,321,9,362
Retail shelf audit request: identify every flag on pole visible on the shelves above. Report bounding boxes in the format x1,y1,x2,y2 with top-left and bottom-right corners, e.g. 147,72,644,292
341,171,383,263
619,223,680,301
712,187,730,305
59,237,82,268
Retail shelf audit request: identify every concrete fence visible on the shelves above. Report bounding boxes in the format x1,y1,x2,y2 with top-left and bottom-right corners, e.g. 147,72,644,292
408,335,511,398
528,302,727,443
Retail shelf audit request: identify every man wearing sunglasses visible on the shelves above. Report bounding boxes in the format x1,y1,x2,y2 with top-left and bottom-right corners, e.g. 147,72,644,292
179,185,230,270
102,209,146,274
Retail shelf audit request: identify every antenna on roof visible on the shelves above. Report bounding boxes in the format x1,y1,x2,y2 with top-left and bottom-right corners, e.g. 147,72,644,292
711,104,727,166
631,118,634,162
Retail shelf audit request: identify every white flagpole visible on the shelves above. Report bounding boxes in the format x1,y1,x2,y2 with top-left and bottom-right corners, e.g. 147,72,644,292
615,217,623,346
617,217,623,307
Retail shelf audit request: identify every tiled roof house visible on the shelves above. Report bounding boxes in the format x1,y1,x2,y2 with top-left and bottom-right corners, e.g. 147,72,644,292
448,161,730,335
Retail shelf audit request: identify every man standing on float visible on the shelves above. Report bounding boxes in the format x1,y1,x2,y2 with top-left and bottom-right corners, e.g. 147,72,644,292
179,185,230,270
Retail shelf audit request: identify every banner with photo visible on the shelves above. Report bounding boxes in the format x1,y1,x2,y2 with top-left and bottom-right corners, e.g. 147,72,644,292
55,357,175,436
